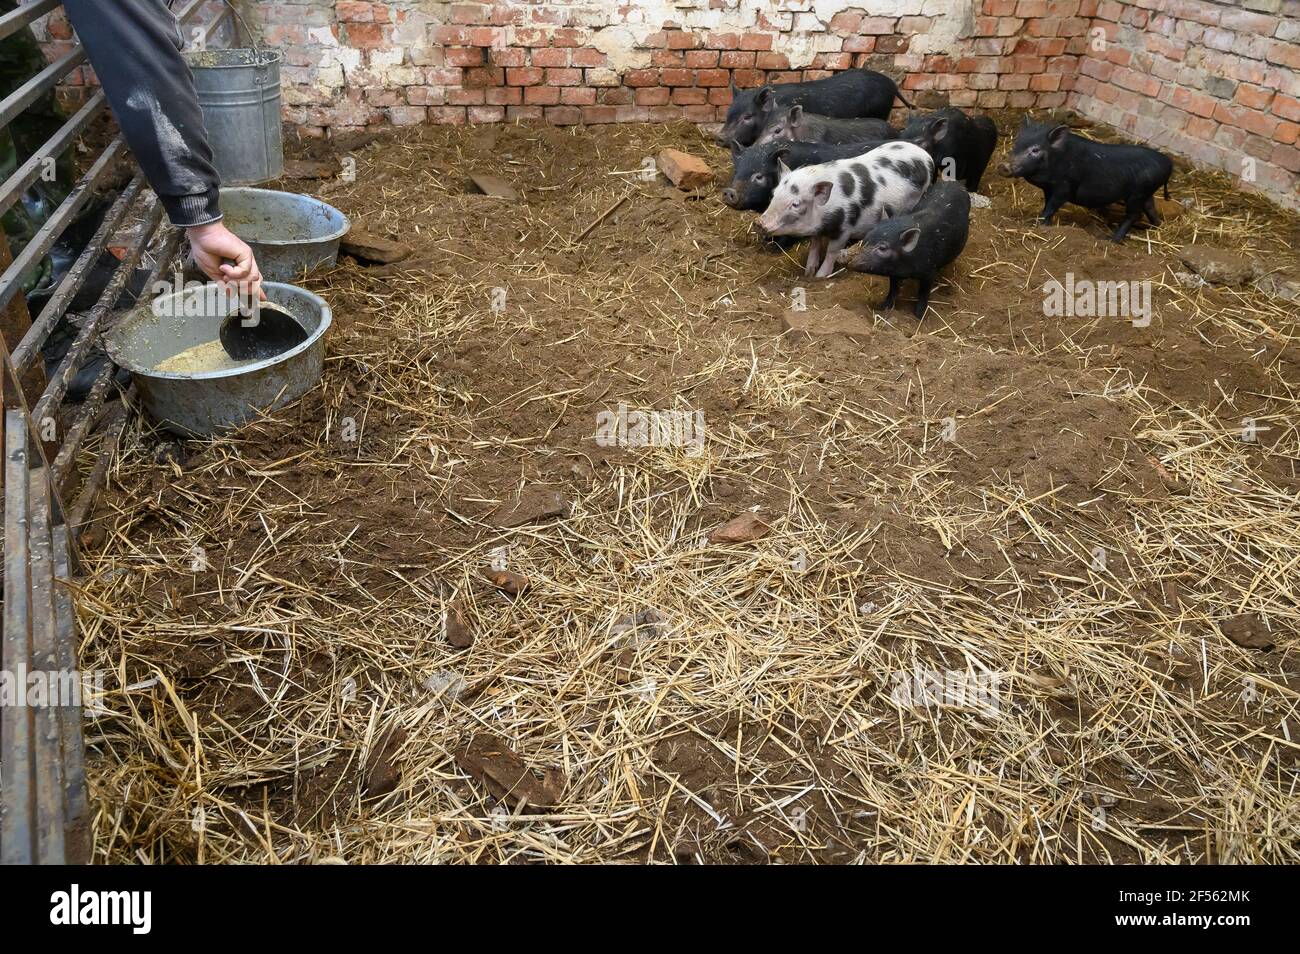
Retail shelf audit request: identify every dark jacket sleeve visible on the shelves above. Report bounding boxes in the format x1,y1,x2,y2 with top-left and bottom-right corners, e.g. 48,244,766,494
61,0,222,227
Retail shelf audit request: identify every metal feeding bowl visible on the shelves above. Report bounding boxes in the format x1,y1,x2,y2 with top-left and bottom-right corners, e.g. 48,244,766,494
219,187,350,282
104,281,331,437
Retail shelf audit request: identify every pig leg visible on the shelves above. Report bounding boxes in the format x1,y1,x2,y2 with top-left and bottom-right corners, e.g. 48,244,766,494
1110,198,1144,242
804,238,824,277
1039,190,1068,224
1142,195,1162,226
913,277,934,319
816,236,848,279
877,276,900,312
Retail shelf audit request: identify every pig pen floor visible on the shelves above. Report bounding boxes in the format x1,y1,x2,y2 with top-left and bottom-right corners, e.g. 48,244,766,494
77,121,1300,864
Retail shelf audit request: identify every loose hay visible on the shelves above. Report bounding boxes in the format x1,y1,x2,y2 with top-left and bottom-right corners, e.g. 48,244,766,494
77,121,1299,864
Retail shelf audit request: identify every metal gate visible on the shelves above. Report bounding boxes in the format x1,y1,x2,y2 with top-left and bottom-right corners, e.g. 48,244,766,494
0,0,234,865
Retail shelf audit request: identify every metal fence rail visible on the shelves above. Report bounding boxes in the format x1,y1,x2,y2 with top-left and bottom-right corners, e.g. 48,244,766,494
0,0,233,865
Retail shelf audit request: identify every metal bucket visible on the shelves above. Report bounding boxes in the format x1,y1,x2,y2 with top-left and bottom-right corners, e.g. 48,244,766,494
103,282,330,437
185,48,284,186
220,187,350,281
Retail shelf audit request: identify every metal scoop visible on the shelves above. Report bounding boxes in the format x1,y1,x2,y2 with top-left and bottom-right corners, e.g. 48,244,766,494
218,299,308,361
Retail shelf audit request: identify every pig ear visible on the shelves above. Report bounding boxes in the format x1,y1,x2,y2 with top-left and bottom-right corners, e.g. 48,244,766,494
932,117,949,142
756,87,774,111
812,180,833,206
729,138,744,158
1047,124,1070,148
788,104,803,124
775,157,792,180
773,147,791,168
900,227,921,253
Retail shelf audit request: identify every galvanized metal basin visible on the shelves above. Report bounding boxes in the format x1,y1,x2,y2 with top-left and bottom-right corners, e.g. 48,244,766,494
185,48,284,186
220,187,350,282
103,282,330,438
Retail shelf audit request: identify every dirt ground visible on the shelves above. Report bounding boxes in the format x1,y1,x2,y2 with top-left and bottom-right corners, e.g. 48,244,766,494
76,117,1300,863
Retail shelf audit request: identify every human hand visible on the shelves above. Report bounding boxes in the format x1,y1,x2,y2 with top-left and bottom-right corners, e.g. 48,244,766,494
187,221,265,304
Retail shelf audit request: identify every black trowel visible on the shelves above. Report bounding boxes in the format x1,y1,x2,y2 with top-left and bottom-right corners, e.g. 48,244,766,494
218,299,308,361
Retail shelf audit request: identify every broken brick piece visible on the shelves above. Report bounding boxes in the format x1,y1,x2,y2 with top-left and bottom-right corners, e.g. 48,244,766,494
657,149,713,191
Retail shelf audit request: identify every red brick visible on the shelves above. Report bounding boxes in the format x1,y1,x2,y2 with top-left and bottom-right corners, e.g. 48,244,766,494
696,68,729,87
552,29,584,48
753,52,788,71
448,88,485,106
859,17,897,34
1274,95,1300,123
572,48,608,68
489,47,526,67
651,51,686,68
505,66,543,86
686,50,720,68
336,1,373,22
512,28,550,47
829,12,862,33
581,105,618,123
1029,73,1062,91
876,35,910,53
1235,85,1275,111
844,36,876,53
731,69,764,87
485,86,522,105
450,4,486,24
622,69,659,87
345,22,388,48
1185,116,1218,139
1241,109,1281,138
1271,142,1300,173
445,46,485,67
468,105,505,124
463,67,505,87
560,86,596,106
720,51,756,69
506,105,543,121
666,31,701,50
523,85,560,105
661,68,693,86
547,68,581,86
1276,121,1300,145
635,87,670,106
672,87,708,105
1266,41,1300,69
427,106,465,125
706,32,741,50
531,48,569,67
739,33,773,51
545,105,582,125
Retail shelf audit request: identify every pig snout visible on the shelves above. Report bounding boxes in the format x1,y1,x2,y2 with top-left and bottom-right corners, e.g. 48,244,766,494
997,160,1015,177
721,186,740,207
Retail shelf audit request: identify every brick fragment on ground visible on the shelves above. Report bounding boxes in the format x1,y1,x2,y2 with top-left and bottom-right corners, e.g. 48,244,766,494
657,149,713,190
340,229,412,264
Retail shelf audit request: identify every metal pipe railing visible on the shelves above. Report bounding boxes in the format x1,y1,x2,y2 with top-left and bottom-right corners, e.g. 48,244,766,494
0,0,237,866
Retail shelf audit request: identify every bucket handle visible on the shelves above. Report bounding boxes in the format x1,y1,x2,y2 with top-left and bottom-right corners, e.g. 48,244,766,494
219,0,260,58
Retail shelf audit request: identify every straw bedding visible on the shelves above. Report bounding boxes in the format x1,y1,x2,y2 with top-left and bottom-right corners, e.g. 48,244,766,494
75,117,1300,863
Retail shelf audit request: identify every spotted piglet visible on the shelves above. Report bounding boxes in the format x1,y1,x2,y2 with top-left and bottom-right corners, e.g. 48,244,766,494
756,141,935,279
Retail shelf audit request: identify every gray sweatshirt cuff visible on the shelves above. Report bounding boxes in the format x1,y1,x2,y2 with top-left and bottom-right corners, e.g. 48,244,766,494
165,189,223,228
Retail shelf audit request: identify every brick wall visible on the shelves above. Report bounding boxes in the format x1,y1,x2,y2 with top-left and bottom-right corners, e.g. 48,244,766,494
260,0,1086,130
1069,0,1299,209
26,1,1300,209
